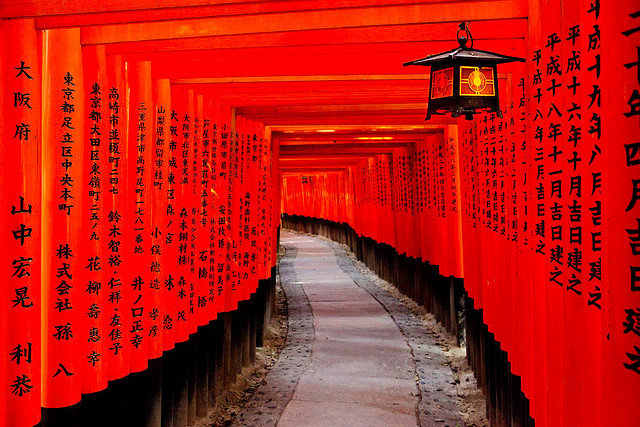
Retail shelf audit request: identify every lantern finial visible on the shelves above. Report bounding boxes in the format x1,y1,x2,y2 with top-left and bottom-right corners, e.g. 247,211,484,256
457,22,473,49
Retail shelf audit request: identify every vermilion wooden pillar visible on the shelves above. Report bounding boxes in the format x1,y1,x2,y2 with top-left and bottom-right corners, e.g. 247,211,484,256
185,88,198,337
154,78,174,353
169,84,190,345
603,2,640,425
271,134,280,265
125,60,153,373
222,106,238,313
444,125,464,279
104,52,129,382
2,18,41,427
192,93,207,329
41,26,85,410
202,97,219,320
79,43,109,395
152,78,171,355
0,20,6,427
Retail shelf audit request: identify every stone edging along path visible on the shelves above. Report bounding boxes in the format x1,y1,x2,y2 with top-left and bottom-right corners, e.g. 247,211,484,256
236,233,465,426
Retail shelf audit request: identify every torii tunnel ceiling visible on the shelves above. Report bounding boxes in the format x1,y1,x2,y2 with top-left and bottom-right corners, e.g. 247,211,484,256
1,0,639,426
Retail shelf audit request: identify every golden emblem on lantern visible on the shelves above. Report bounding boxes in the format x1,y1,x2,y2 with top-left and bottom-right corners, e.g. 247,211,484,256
404,22,523,120
460,66,495,96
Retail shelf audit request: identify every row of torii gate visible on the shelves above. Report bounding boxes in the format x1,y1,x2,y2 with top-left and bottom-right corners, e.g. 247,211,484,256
1,0,639,426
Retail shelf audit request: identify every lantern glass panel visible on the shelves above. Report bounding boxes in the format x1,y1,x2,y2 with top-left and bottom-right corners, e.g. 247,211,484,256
430,67,454,99
459,66,495,96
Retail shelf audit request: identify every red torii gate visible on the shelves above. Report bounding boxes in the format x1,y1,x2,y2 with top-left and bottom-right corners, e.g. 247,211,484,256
1,0,639,426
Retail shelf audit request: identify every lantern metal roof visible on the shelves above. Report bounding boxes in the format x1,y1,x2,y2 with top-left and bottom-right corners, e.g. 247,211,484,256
403,42,525,67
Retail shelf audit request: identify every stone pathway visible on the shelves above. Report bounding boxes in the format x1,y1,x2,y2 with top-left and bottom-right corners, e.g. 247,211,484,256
236,232,465,427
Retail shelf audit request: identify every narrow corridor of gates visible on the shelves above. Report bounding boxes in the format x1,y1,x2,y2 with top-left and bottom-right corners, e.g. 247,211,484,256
2,1,640,426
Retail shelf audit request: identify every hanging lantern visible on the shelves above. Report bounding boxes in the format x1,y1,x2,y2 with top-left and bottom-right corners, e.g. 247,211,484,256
404,22,524,120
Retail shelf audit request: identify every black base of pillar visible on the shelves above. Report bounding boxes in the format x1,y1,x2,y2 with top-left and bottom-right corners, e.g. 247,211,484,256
38,273,276,427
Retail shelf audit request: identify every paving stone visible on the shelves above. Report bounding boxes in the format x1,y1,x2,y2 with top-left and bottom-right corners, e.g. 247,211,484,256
292,372,419,404
278,399,417,427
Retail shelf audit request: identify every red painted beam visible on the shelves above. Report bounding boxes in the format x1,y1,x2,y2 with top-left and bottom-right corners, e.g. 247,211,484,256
238,103,426,114
240,110,432,121
197,93,429,107
103,20,526,54
120,40,523,77
280,154,393,161
279,158,370,164
281,168,360,174
80,0,527,44
122,43,524,79
256,116,442,125
277,138,430,145
12,0,475,21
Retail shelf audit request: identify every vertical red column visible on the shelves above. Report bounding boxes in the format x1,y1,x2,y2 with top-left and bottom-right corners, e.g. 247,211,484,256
0,19,6,426
247,121,261,294
244,119,255,297
257,126,269,280
41,27,84,409
463,120,479,295
216,107,234,313
271,133,280,268
2,18,41,427
235,117,248,302
183,89,200,334
192,93,207,328
188,93,200,329
603,1,640,425
235,118,245,300
207,102,223,317
444,125,464,279
526,0,548,421
265,128,273,274
541,2,565,423
104,53,128,380
163,83,182,348
504,75,519,377
125,61,153,372
414,146,425,260
514,61,536,404
458,120,478,302
338,171,347,225
243,118,256,299
200,97,215,321
433,137,446,271
79,43,108,394
170,86,191,343
560,1,587,424
259,124,268,284
228,112,240,310
346,167,355,230
407,143,421,259
415,142,425,261
152,78,171,355
578,0,605,423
